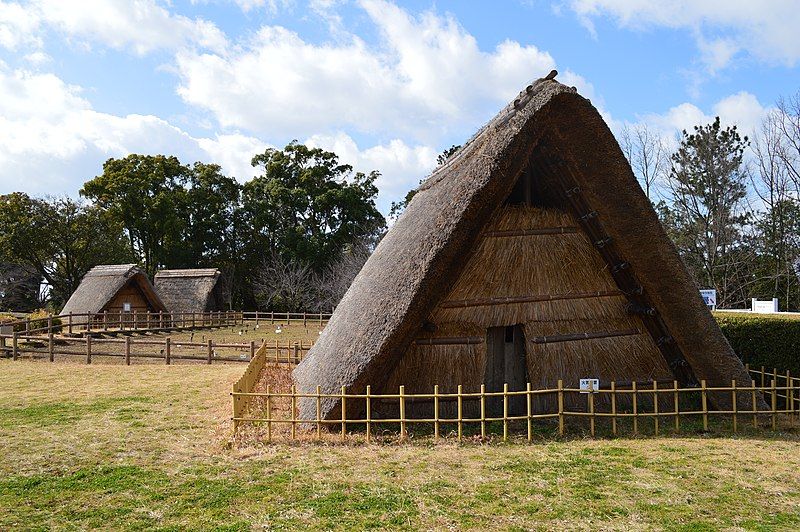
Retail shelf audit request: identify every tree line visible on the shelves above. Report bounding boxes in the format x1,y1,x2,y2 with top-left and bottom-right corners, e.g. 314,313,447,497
0,142,385,312
2,90,799,313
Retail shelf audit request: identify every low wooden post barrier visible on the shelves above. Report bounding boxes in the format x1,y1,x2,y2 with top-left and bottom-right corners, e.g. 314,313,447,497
12,331,18,361
207,339,213,364
165,337,171,365
86,336,92,364
125,337,131,365
249,341,255,361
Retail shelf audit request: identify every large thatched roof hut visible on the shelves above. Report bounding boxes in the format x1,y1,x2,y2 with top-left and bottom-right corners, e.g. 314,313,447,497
293,72,752,421
154,268,226,314
61,264,167,321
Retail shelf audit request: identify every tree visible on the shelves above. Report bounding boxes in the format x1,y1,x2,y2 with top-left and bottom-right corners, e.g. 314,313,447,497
620,123,668,200
243,142,385,271
665,117,752,307
390,144,461,222
81,154,190,275
253,252,315,312
0,193,132,307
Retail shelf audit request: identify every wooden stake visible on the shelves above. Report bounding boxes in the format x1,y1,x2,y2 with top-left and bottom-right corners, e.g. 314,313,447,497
434,385,440,442
752,385,758,428
207,339,213,364
315,385,322,440
632,381,638,435
249,341,255,361
125,337,131,365
399,385,406,441
291,384,297,440
266,384,272,442
652,381,659,436
366,385,372,444
12,331,17,361
86,335,92,364
611,381,617,436
480,383,486,439
526,382,532,442
701,380,708,432
341,385,347,441
732,380,737,433
48,332,54,362
589,380,595,437
503,383,509,442
772,379,777,430
557,380,564,436
457,385,463,443
673,380,680,433
165,337,171,365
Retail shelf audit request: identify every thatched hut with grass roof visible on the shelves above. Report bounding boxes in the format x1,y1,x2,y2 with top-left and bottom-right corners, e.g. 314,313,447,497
293,71,753,421
154,268,227,314
61,264,167,323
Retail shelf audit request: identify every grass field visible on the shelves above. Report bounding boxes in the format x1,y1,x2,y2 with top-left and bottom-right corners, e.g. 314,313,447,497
2,358,800,530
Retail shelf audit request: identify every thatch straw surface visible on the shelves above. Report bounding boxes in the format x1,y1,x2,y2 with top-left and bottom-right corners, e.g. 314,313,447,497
61,264,167,323
293,74,751,422
154,268,225,314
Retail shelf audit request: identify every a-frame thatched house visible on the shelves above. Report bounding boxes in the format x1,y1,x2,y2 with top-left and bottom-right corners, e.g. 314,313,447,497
61,264,167,322
293,72,752,421
154,268,227,314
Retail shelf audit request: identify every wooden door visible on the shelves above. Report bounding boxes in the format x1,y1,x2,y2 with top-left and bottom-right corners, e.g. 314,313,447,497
485,325,527,416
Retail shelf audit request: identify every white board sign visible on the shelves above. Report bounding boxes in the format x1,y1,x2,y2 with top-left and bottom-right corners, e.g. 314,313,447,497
752,298,778,313
579,378,600,393
700,289,717,310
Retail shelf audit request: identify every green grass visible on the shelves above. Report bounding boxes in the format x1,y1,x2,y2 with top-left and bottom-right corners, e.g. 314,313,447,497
2,359,800,530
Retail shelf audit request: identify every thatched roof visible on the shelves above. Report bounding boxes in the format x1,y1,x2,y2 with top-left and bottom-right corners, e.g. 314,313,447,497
61,264,167,317
293,73,751,420
153,268,225,314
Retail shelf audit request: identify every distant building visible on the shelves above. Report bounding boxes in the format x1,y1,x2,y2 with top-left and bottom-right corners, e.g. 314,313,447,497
154,268,227,314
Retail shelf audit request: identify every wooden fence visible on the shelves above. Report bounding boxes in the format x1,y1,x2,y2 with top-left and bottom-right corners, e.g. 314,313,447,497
2,334,313,365
1,310,331,337
232,366,799,442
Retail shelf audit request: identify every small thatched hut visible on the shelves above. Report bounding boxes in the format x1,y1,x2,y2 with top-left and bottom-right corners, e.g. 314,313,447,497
154,268,227,314
61,264,167,322
293,72,752,421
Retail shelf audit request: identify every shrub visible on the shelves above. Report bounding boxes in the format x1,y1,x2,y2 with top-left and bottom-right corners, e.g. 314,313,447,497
714,313,800,375
27,309,63,334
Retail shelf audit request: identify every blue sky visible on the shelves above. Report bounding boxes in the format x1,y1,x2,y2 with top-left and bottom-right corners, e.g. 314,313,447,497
0,0,798,213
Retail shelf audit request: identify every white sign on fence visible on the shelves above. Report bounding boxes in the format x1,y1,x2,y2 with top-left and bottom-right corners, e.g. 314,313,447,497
579,378,600,394
752,298,779,313
700,289,717,310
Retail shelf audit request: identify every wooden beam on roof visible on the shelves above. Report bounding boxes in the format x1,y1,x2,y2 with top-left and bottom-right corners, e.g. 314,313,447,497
528,328,640,344
482,226,579,237
414,336,484,346
531,149,698,386
439,290,622,309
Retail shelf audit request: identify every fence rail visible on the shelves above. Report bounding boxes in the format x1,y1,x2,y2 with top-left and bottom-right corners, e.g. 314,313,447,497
232,366,799,442
2,334,314,365
0,310,331,337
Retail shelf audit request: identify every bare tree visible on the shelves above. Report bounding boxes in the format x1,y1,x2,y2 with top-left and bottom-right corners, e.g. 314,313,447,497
253,252,316,312
315,247,370,311
619,123,669,200
773,91,800,194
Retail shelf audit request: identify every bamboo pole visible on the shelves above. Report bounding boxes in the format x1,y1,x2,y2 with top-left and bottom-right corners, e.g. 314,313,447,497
611,381,617,436
557,380,564,436
480,384,486,439
291,384,297,440
366,385,372,444
526,382,532,442
399,385,406,441
761,366,766,388
701,380,708,431
125,337,131,365
772,379,777,430
341,385,347,441
752,384,758,428
434,385,440,442
674,380,680,433
457,385,464,442
632,381,638,435
652,381,659,436
503,383,509,442
266,384,272,442
589,380,596,437
732,380,738,433
315,385,322,440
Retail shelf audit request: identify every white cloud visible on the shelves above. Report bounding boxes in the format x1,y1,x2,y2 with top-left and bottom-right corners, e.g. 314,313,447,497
0,0,227,55
566,0,800,71
174,0,556,140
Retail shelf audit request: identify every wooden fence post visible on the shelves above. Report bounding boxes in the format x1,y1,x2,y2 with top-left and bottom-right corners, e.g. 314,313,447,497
48,331,54,362
291,384,297,440
752,383,758,429
68,312,73,334
701,380,708,431
340,385,347,441
772,379,777,430
457,384,463,442
366,385,372,444
315,385,321,440
557,379,564,436
125,337,131,365
249,341,255,361
207,339,213,364
611,381,617,436
732,380,738,433
86,335,92,364
399,385,407,441
165,337,171,365
503,383,509,442
480,383,486,439
12,331,18,361
652,381,659,436
433,385,440,442
632,381,639,435
266,384,272,442
673,380,680,433
24,317,30,335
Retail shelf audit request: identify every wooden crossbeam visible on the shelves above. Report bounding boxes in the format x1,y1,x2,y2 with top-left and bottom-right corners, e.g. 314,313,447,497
482,226,579,237
414,336,484,346
440,290,622,309
529,328,640,345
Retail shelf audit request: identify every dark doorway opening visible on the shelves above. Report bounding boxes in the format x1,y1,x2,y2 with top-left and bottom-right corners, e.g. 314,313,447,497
485,325,527,416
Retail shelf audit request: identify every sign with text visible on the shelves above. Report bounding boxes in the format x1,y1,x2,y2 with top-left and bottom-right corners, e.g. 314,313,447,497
579,378,600,393
752,298,778,313
700,289,717,310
